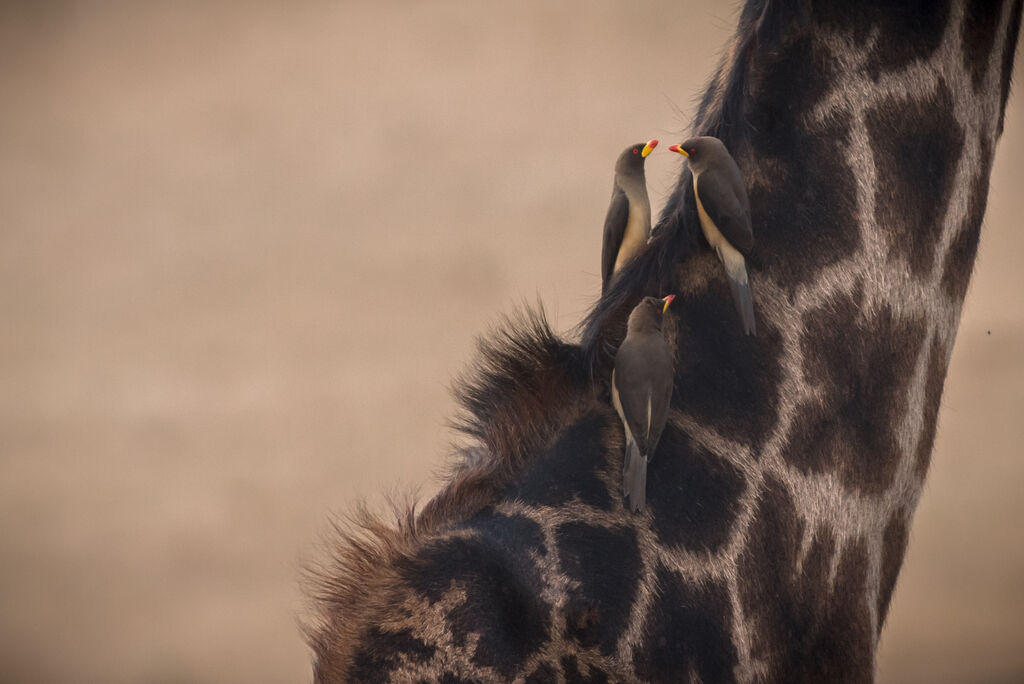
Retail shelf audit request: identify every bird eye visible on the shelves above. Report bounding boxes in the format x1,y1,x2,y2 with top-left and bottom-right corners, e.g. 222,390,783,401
632,148,639,154
689,148,696,155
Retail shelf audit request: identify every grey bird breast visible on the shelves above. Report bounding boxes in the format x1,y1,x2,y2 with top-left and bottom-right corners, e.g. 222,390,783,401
602,181,651,291
614,198,651,272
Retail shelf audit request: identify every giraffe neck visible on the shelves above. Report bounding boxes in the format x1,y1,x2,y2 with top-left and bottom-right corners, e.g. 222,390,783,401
309,2,1022,681
652,0,1021,677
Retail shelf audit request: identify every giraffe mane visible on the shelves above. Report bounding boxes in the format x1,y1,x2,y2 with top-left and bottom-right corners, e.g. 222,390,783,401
305,305,601,672
449,304,590,471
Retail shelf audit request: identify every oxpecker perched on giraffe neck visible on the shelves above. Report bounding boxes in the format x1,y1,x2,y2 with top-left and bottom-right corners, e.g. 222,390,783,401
669,136,757,335
601,139,657,294
612,294,675,513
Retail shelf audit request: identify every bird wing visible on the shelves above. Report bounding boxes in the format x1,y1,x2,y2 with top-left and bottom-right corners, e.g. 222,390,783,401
696,166,754,254
601,187,630,293
613,335,673,456
646,346,674,461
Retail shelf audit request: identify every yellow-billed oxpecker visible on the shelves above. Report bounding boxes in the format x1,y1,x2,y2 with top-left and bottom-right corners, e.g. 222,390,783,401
669,136,756,335
601,139,658,294
612,294,675,513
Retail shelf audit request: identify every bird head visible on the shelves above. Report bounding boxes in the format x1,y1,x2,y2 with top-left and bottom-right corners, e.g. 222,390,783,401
668,136,728,173
615,139,658,176
628,294,675,332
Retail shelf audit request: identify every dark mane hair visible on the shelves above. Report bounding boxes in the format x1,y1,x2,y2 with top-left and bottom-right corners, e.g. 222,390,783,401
304,306,599,673
450,304,591,470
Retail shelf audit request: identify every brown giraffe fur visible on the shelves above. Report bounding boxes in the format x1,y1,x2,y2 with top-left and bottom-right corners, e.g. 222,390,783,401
306,1,1023,681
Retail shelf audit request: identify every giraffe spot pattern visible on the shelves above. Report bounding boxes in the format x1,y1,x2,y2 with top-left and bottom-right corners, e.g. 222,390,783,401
349,627,436,683
878,509,911,629
646,423,747,553
999,0,1024,133
741,40,862,288
400,535,551,679
962,0,1005,91
503,413,614,511
942,134,993,303
632,565,738,683
810,0,951,80
436,674,477,684
562,656,611,684
866,79,966,278
785,288,928,494
524,662,558,684
671,288,782,452
460,510,547,559
788,540,876,684
739,477,874,682
554,522,641,655
915,336,949,477
739,477,813,668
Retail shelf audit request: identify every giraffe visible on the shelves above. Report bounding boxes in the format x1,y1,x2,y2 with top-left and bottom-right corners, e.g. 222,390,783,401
306,1,1022,681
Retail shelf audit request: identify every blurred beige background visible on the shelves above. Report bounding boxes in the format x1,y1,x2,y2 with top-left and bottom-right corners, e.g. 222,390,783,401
0,1,1020,682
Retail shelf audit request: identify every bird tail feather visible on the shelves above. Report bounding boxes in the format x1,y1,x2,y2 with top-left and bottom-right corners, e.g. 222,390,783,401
624,446,647,513
720,247,756,335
